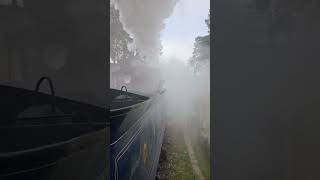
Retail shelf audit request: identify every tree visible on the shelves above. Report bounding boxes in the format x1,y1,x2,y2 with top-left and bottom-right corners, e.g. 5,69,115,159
110,5,135,65
205,9,210,34
190,10,210,72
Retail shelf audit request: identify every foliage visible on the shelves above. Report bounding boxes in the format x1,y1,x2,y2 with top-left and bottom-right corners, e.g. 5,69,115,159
190,10,210,72
110,5,139,66
205,9,210,34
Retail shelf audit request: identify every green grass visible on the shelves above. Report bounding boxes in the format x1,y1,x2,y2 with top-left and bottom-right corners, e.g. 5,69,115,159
190,135,211,180
174,143,195,180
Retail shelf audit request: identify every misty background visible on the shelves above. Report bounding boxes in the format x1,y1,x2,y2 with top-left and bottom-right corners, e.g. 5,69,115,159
110,0,210,138
110,0,210,178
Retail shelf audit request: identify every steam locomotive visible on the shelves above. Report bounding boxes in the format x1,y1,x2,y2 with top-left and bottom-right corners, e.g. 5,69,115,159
110,86,166,180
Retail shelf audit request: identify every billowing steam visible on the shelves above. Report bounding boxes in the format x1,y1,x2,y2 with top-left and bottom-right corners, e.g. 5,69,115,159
110,0,210,146
160,59,210,145
111,0,178,63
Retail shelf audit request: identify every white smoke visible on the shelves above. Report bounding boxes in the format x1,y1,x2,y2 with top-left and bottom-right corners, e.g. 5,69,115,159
160,59,210,144
111,0,179,64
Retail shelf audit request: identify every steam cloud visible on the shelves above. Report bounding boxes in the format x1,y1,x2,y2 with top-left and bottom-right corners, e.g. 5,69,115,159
111,0,178,63
160,59,210,144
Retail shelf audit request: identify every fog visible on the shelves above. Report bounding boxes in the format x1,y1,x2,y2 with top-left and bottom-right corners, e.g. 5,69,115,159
160,59,210,143
160,60,197,122
110,0,210,141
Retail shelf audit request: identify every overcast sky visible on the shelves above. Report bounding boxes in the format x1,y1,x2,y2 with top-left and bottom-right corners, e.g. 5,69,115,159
160,0,210,63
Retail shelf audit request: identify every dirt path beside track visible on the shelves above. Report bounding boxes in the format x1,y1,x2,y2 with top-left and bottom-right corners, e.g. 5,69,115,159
184,133,205,180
